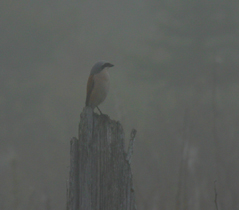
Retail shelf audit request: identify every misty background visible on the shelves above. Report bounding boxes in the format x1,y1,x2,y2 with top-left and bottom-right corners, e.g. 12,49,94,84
1,1,239,209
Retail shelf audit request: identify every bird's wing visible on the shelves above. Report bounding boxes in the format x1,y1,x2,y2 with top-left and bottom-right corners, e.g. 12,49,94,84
85,74,94,106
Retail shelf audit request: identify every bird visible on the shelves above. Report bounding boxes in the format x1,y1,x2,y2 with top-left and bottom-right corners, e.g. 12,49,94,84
85,61,114,114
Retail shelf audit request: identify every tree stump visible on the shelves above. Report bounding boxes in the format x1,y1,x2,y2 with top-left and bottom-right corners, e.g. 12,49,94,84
67,107,137,210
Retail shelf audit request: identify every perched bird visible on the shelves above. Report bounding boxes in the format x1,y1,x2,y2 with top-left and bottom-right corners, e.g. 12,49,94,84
85,61,114,114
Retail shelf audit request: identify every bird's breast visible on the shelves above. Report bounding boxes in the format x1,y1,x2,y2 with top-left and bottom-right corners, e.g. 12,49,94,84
95,69,110,83
94,69,110,90
89,69,110,107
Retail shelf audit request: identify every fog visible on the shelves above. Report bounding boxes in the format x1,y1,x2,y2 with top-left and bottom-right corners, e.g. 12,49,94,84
1,1,239,209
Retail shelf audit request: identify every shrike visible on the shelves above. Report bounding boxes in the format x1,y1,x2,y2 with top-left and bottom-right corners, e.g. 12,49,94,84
85,61,114,114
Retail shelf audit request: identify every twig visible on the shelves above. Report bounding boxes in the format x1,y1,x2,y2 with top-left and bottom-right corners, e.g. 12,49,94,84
214,180,219,210
66,180,69,210
175,108,189,210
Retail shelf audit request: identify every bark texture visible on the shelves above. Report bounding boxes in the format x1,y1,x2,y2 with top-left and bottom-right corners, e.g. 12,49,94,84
67,107,136,210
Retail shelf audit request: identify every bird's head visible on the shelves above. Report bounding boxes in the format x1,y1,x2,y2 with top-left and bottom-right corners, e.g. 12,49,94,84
90,61,114,75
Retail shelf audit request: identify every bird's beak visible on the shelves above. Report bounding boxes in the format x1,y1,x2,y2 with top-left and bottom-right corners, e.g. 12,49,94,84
108,63,114,67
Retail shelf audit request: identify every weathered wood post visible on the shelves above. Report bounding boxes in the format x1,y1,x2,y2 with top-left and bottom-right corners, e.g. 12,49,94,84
67,107,137,210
